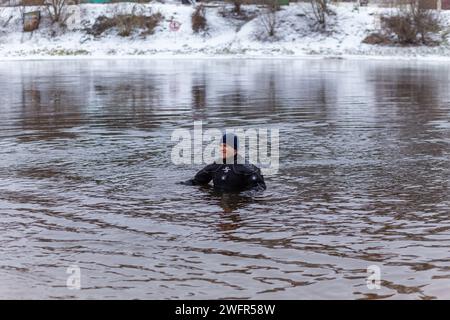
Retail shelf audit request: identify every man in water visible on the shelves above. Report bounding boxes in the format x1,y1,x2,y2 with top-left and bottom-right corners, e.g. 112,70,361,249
182,133,266,192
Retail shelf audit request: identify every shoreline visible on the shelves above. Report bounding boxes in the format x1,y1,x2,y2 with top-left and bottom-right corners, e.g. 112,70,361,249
3,52,450,63
2,2,450,63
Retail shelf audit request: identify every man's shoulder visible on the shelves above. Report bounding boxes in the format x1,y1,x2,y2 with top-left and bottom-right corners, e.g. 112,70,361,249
232,163,261,175
203,163,222,172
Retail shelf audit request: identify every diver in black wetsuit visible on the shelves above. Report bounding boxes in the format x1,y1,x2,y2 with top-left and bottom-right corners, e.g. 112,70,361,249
182,133,266,192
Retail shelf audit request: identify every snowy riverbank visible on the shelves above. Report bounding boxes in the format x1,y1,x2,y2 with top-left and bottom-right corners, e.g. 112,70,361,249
1,2,450,60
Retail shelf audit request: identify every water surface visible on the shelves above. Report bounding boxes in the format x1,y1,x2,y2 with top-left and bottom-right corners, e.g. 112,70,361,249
0,59,449,299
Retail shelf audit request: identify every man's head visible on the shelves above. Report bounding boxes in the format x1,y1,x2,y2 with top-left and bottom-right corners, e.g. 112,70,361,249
220,133,239,159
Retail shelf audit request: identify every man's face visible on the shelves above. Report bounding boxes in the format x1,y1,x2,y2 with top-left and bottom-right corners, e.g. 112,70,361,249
220,143,236,159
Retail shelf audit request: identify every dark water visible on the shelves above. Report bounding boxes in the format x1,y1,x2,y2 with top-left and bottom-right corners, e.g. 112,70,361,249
0,59,449,299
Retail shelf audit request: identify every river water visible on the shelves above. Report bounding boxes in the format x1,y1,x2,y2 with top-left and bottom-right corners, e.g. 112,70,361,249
0,59,449,299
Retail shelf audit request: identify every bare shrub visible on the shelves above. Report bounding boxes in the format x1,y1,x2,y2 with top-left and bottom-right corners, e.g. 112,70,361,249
116,12,162,37
259,10,277,39
230,0,250,15
380,14,417,44
88,7,163,38
1,4,15,29
219,1,256,22
257,0,279,40
191,5,207,33
309,0,331,30
44,0,71,25
378,0,443,45
89,16,115,36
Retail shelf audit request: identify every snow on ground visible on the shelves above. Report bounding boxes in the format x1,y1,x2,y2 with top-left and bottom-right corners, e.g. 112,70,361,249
1,1,450,60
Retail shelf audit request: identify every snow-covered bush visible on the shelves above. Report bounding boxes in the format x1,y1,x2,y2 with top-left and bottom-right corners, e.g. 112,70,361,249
255,0,281,41
309,0,334,30
87,6,163,38
258,7,277,40
191,4,207,33
365,0,444,46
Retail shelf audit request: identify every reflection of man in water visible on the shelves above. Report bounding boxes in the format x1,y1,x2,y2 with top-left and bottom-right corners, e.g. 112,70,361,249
182,133,266,192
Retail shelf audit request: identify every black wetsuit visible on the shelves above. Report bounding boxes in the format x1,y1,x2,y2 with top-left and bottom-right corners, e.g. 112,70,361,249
183,157,266,192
